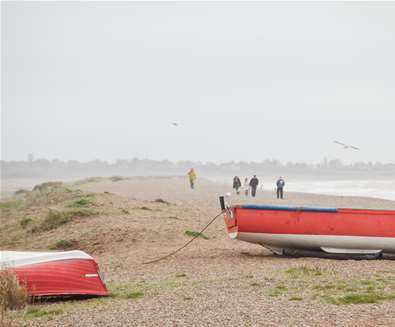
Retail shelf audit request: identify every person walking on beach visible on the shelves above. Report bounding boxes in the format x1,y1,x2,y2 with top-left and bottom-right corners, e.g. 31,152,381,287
243,177,250,196
233,176,242,195
187,168,197,189
249,175,259,197
276,176,285,199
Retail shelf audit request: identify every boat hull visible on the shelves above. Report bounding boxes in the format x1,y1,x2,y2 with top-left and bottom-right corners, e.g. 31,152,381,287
223,204,395,256
233,232,395,253
0,251,108,297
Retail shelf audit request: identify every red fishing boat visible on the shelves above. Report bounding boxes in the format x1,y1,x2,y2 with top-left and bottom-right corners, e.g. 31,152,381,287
0,250,108,297
220,197,395,259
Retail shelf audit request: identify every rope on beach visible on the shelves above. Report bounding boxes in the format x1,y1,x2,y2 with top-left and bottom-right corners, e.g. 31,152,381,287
142,210,224,264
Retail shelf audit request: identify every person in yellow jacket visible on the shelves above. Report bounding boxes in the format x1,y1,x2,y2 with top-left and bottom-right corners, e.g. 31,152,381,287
187,168,197,189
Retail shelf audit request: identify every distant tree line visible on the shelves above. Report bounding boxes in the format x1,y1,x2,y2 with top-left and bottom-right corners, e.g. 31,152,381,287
1,158,395,180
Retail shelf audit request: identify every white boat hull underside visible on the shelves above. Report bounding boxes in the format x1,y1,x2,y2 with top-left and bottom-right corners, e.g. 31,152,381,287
231,232,395,254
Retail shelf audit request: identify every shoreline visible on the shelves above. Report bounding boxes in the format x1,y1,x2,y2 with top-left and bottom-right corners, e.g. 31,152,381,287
2,175,395,204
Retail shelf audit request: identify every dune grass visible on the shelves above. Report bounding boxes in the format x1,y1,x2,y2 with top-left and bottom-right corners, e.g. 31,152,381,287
0,270,28,325
32,208,97,233
0,200,21,211
32,182,63,193
23,307,64,319
48,239,78,250
0,185,111,250
32,210,73,232
325,292,395,305
68,197,94,208
263,266,395,305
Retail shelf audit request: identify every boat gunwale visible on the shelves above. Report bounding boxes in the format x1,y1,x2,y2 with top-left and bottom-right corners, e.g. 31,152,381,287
235,204,395,215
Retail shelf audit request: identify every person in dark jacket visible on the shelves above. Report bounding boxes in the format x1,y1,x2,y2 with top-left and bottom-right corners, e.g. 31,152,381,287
233,176,242,195
276,176,285,199
249,175,259,197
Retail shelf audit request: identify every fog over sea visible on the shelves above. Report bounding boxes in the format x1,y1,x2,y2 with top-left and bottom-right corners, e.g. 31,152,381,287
215,178,395,201
284,180,395,201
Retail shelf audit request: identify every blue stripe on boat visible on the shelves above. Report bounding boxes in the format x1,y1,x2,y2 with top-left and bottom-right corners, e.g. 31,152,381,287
240,204,338,213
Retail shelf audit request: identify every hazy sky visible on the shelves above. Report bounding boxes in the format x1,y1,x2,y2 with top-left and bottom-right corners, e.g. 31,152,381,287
2,2,395,163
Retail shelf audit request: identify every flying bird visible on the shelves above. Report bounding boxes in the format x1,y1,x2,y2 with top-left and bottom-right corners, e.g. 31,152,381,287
171,122,179,127
334,141,360,151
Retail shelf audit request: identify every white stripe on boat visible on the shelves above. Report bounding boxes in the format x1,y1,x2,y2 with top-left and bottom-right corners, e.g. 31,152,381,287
231,232,395,253
0,250,94,268
85,273,99,278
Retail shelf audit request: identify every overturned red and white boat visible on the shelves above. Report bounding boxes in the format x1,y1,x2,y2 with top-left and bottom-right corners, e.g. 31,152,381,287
0,250,108,297
220,197,395,259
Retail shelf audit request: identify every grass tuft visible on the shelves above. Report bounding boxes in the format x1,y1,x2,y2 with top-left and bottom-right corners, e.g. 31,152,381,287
23,307,63,319
32,182,63,193
0,270,28,325
109,283,145,300
33,210,72,232
48,239,78,250
139,206,152,211
176,273,187,278
152,198,171,205
110,176,124,182
20,218,33,228
33,208,96,233
263,268,395,305
184,230,209,240
126,292,144,299
0,200,21,211
68,197,94,208
285,266,324,277
326,292,395,305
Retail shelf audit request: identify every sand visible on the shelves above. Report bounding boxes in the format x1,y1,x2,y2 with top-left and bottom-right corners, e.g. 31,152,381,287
3,176,395,326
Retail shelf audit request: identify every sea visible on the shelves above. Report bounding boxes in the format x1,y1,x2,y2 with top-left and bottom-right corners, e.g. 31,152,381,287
283,180,395,201
214,177,395,201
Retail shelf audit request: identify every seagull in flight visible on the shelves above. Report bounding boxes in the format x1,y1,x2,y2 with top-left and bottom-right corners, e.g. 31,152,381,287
171,122,179,127
334,141,360,151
